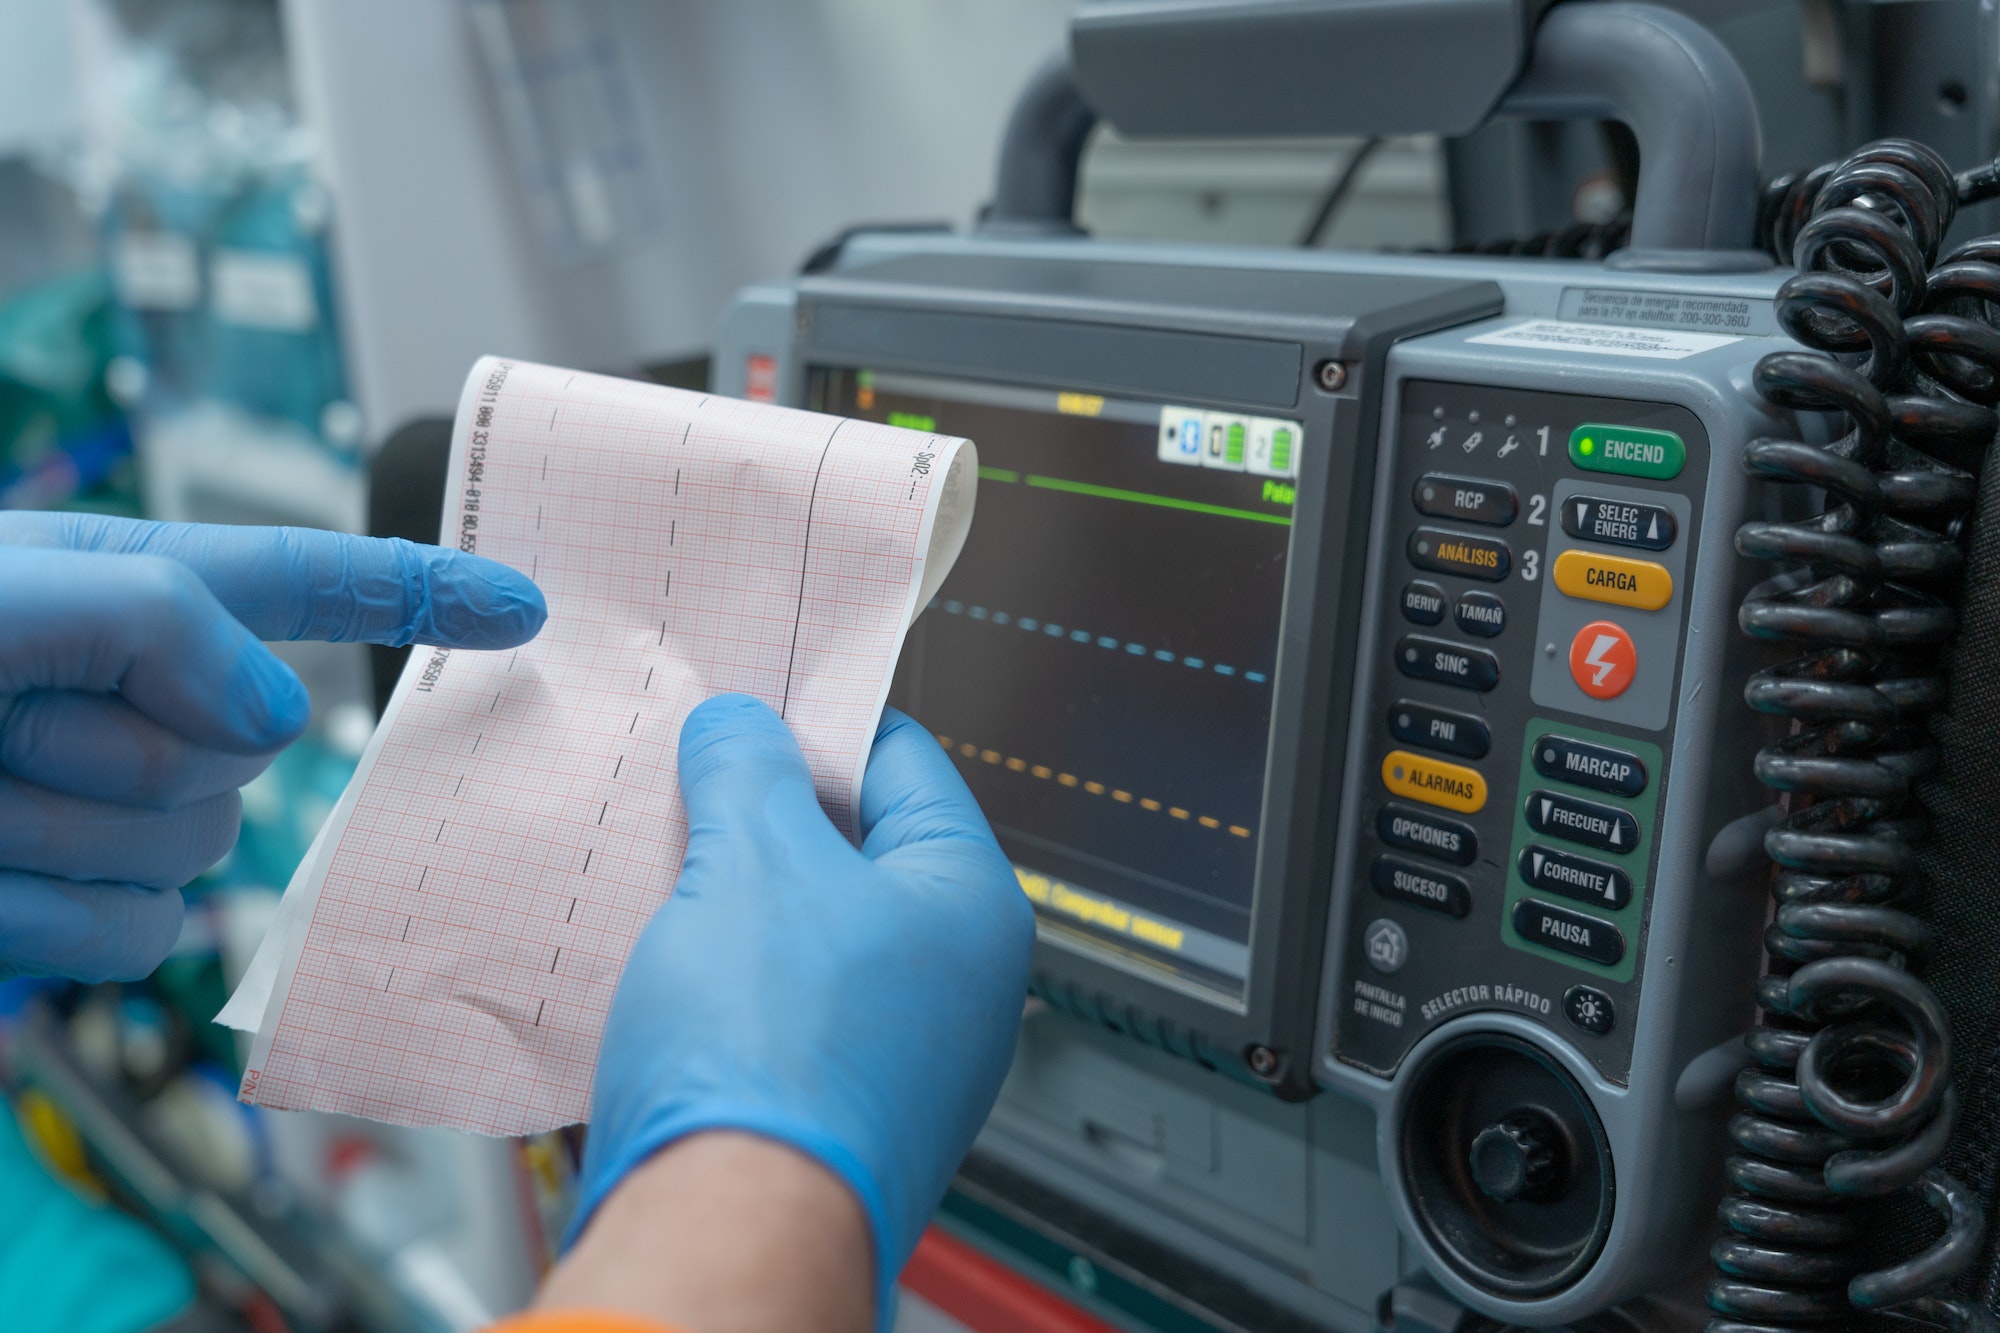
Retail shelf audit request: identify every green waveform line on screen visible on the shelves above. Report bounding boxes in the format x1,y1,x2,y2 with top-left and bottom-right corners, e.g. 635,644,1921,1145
977,466,1019,483
1021,474,1293,527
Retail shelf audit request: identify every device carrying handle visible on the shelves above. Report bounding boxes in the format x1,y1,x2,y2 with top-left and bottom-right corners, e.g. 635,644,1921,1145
986,53,1099,234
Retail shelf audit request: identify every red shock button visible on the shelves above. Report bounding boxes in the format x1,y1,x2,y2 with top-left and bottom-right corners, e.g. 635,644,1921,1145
1568,621,1638,700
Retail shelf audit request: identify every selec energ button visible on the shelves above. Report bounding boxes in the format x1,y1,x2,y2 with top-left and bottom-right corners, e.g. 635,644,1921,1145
1414,474,1518,526
1562,495,1675,551
1453,591,1506,638
1526,789,1639,853
1377,802,1478,866
1396,634,1500,691
1518,844,1632,910
1370,854,1471,918
1383,750,1488,814
1401,580,1447,626
1514,898,1625,966
1408,527,1511,582
1532,735,1647,797
1552,549,1673,611
1389,699,1491,759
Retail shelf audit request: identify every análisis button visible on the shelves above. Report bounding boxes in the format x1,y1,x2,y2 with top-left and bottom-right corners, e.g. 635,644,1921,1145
1568,423,1686,479
1383,750,1488,814
1388,699,1491,759
1532,734,1647,797
1377,802,1477,866
1401,579,1447,626
1414,474,1518,526
1526,789,1639,854
1407,527,1511,582
1453,591,1506,638
1561,495,1675,551
1396,634,1500,692
1518,844,1633,910
1514,898,1625,966
1371,854,1471,918
1553,549,1673,611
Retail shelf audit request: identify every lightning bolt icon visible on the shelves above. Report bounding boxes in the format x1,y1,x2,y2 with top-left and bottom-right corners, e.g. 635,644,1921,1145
1583,633,1620,686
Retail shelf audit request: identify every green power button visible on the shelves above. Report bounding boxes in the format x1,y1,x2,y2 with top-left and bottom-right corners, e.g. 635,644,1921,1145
1569,423,1686,479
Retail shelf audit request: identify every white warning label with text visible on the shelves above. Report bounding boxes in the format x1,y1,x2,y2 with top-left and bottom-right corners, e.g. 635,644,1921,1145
1465,318,1741,360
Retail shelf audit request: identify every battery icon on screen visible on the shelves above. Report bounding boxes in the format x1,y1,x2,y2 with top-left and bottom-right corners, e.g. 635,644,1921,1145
1270,426,1293,472
1227,421,1246,465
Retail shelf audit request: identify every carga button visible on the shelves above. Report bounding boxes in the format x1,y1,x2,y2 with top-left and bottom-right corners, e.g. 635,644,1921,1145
1382,750,1488,813
1568,423,1686,479
1553,549,1673,611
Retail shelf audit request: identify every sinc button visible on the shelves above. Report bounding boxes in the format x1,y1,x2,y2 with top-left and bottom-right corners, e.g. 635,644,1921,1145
1453,591,1506,638
1553,549,1673,611
1568,621,1638,700
1414,474,1518,526
1518,845,1633,910
1401,579,1447,626
1371,855,1471,918
1377,802,1478,866
1396,635,1500,691
1527,789,1640,853
1562,495,1675,551
1389,699,1491,759
1383,750,1488,813
1514,898,1626,966
1533,735,1648,797
1568,424,1686,479
1408,527,1511,582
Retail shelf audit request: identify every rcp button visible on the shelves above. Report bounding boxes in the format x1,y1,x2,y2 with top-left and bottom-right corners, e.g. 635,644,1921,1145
1396,635,1500,692
1533,734,1647,797
1527,789,1640,854
1453,591,1506,638
1553,549,1673,611
1408,527,1511,582
1377,802,1478,866
1383,750,1488,814
1514,898,1626,966
1518,845,1633,910
1370,855,1471,918
1562,495,1675,551
1567,621,1638,700
1563,984,1616,1035
1389,700,1491,759
1401,579,1447,626
1414,474,1518,526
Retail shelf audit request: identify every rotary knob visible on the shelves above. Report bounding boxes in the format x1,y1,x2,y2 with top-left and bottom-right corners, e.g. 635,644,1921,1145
1467,1111,1566,1202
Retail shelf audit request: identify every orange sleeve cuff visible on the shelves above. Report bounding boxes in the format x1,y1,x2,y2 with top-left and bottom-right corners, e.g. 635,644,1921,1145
484,1313,687,1333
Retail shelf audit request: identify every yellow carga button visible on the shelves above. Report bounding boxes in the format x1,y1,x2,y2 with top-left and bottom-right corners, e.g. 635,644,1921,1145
1381,750,1487,814
1553,549,1673,611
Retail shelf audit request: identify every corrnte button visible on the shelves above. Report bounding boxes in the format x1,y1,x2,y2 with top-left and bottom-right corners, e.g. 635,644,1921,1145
1518,844,1633,910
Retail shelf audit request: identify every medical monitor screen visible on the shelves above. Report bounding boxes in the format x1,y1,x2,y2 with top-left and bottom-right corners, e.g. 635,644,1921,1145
809,367,1299,1003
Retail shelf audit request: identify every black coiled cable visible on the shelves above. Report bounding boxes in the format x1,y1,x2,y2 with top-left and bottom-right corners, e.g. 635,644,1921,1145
1708,139,2000,1333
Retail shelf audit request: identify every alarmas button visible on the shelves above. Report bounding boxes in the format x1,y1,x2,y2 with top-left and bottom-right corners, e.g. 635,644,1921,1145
1408,527,1511,582
1514,899,1626,966
1383,750,1488,814
1527,789,1640,854
1561,495,1676,551
1370,855,1471,918
1414,474,1518,526
1553,549,1673,611
1389,699,1492,759
1396,635,1500,692
1532,734,1648,797
1518,845,1633,910
1377,802,1478,866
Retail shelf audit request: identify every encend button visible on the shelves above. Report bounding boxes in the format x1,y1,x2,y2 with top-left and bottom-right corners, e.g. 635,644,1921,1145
1382,750,1488,813
1569,423,1685,479
1553,549,1673,611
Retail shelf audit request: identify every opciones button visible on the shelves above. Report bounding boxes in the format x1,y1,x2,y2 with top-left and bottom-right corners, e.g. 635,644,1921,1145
1364,918,1409,974
1532,734,1648,797
1383,750,1488,814
1514,898,1625,966
1553,549,1673,611
1561,495,1676,551
1396,635,1500,692
1567,621,1638,700
1407,527,1511,582
1563,984,1616,1035
1414,474,1518,526
1389,699,1492,759
1568,423,1686,479
1453,591,1506,638
1526,789,1640,854
1377,802,1478,866
1401,579,1447,626
1371,855,1471,918
1517,844,1633,910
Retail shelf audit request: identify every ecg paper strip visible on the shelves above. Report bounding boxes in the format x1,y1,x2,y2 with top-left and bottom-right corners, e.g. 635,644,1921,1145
229,356,973,1134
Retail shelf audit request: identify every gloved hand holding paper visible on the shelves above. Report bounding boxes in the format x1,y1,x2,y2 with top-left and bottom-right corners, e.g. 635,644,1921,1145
220,356,975,1134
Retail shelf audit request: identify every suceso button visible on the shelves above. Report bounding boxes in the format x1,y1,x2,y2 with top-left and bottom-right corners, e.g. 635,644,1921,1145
1568,621,1637,700
1370,854,1471,918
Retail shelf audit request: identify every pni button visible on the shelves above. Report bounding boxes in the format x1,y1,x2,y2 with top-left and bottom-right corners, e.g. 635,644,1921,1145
1518,844,1633,910
1514,898,1625,966
1396,635,1500,692
1453,592,1506,638
1383,750,1488,814
1564,984,1616,1035
1364,918,1409,974
1377,802,1478,866
1389,699,1491,760
1567,621,1638,700
1527,789,1640,854
1408,527,1511,582
1371,855,1471,918
1553,549,1673,611
1562,495,1676,551
1401,580,1447,626
1569,423,1686,479
1414,474,1518,526
1532,734,1648,797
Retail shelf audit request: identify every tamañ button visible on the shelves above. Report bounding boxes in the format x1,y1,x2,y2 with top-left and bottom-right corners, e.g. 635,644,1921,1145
1552,549,1673,611
1382,749,1488,813
1568,621,1638,700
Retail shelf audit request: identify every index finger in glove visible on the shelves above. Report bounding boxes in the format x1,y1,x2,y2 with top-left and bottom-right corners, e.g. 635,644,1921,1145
0,512,547,650
0,691,276,808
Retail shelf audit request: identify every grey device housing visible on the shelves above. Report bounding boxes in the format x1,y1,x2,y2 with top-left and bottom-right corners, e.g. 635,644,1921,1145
716,232,1795,1326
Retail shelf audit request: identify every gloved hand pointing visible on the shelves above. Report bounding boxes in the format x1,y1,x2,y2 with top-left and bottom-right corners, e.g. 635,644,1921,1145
0,512,547,982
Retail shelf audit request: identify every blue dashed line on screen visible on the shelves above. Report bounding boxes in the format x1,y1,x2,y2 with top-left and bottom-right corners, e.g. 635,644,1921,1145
925,597,1268,684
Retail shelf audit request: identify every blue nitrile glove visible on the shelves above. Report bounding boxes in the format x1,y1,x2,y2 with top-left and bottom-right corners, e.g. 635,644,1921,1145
0,512,546,982
574,694,1035,1318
